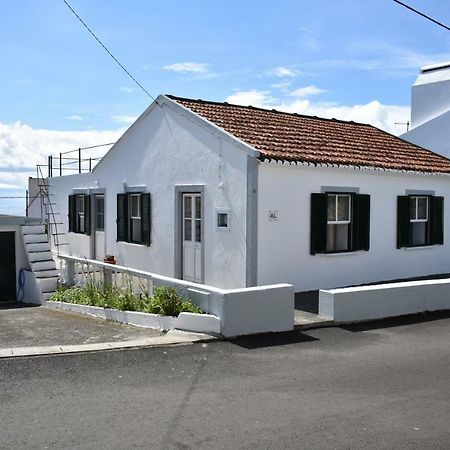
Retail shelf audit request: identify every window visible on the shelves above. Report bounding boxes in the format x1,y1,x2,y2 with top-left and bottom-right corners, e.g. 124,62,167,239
327,194,351,252
311,192,370,255
216,208,230,231
117,192,151,245
95,195,105,231
130,194,142,243
68,194,91,235
77,195,85,233
397,195,443,248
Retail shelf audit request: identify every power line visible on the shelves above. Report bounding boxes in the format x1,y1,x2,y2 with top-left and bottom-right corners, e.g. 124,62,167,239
393,0,450,32
61,0,159,104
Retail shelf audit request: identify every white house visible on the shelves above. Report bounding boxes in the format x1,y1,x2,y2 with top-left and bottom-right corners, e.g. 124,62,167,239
402,61,450,158
45,94,450,292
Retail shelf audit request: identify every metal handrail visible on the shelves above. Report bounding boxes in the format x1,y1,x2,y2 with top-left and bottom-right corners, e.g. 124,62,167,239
37,165,62,254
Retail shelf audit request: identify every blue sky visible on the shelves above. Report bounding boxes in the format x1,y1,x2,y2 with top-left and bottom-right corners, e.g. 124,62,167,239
1,0,450,214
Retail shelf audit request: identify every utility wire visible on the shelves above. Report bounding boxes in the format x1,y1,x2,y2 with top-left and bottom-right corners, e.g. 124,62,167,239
62,0,159,104
393,0,450,32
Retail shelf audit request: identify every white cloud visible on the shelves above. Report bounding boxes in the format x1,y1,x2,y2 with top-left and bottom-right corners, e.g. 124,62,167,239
163,62,209,74
225,90,276,108
289,85,326,98
120,86,135,94
224,89,410,135
0,120,124,214
111,115,138,124
65,115,84,121
267,66,299,78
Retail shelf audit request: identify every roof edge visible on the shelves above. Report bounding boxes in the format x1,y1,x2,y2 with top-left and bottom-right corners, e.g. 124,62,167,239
161,95,260,158
166,94,372,128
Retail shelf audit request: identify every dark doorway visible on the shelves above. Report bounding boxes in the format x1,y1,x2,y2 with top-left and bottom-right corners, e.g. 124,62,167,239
0,232,16,302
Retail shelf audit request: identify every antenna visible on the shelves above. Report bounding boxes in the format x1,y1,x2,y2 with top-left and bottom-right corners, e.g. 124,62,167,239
395,121,410,132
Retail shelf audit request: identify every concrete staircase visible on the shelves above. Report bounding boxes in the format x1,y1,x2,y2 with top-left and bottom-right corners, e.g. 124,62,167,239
21,224,60,302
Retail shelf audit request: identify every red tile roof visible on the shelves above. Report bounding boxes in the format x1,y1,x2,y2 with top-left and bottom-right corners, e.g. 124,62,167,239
167,95,450,174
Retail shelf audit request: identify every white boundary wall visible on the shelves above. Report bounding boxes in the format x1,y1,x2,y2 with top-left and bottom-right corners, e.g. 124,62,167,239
58,255,294,337
319,278,450,322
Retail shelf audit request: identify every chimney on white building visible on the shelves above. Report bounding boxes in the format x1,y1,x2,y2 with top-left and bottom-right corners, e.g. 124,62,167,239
410,61,450,129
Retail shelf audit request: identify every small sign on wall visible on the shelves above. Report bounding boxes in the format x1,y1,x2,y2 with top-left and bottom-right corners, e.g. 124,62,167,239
268,210,278,221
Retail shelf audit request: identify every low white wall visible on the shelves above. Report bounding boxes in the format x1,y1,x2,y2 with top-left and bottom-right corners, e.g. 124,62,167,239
59,255,294,337
319,279,450,322
221,284,294,337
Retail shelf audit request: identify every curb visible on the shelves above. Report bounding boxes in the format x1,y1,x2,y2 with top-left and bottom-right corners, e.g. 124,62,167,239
0,330,219,359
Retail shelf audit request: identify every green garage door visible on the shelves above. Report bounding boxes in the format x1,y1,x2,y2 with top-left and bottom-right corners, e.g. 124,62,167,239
0,232,16,302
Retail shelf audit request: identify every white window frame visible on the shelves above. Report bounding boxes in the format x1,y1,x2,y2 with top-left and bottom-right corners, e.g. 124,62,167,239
327,194,351,225
130,194,141,220
215,207,231,231
410,196,428,223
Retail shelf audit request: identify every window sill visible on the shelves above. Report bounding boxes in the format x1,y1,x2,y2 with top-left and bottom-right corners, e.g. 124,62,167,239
117,240,151,248
316,250,367,257
401,245,440,251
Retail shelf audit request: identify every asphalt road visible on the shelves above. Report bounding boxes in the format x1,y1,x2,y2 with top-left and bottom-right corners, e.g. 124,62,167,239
1,313,450,450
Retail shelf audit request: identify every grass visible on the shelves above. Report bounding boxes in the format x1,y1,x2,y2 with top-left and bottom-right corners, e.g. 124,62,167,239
50,279,203,316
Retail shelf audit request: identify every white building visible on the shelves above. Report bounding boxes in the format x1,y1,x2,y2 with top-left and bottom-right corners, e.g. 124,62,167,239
402,61,450,158
46,95,450,292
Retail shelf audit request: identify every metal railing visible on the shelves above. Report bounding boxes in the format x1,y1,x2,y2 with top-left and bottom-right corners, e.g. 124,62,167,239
45,143,115,177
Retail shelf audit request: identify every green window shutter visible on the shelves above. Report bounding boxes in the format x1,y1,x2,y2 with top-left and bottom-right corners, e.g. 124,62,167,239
430,196,444,245
352,194,370,251
68,195,77,233
141,193,151,246
310,193,328,255
397,196,410,248
116,193,128,242
84,194,91,236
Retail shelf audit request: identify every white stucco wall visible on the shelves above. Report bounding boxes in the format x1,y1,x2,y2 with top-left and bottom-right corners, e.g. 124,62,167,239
257,162,450,292
402,110,450,159
410,63,450,129
49,99,250,289
402,62,450,159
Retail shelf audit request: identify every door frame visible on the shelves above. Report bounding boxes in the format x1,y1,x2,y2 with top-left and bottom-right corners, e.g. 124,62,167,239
174,185,205,283
89,188,106,260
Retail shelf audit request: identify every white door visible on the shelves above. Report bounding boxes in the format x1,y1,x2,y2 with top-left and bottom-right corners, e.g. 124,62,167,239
182,193,202,283
94,194,105,260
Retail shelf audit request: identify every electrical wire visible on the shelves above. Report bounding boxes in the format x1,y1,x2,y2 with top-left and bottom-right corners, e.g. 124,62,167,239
393,0,450,32
61,0,159,104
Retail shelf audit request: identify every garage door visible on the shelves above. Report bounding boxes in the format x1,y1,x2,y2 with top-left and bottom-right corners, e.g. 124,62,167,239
0,232,16,301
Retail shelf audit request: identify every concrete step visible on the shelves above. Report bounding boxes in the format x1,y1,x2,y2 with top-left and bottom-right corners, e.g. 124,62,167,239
35,269,60,279
23,234,48,244
36,277,58,293
31,260,57,272
41,292,55,302
26,242,51,253
22,225,45,235
29,251,54,263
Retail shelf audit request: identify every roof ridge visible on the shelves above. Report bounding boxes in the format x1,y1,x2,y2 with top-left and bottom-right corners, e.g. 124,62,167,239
165,94,371,127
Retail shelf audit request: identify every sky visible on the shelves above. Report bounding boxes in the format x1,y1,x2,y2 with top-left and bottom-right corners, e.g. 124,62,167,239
1,0,450,215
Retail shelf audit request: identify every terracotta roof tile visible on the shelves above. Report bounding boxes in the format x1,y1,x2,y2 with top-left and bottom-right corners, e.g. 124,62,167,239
167,95,450,174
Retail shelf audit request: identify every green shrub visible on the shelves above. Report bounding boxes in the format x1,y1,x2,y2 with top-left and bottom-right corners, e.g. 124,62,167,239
50,282,203,316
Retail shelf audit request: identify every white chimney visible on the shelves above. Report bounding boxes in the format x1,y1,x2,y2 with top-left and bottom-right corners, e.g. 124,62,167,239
411,61,450,129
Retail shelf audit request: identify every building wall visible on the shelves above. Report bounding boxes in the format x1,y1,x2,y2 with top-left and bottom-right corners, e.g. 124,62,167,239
402,109,450,159
410,65,450,129
257,162,450,292
49,101,250,289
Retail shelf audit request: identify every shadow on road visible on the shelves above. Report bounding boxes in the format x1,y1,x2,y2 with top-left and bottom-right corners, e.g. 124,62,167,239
340,310,450,333
230,330,318,349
